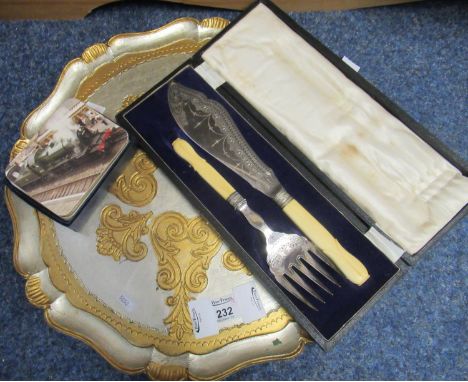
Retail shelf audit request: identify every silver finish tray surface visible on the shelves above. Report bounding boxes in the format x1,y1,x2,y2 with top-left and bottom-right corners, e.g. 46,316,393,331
5,17,310,380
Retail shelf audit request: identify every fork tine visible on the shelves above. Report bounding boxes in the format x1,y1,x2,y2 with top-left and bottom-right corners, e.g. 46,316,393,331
307,241,338,272
288,270,326,304
305,242,339,270
294,261,333,295
302,250,341,287
279,276,319,311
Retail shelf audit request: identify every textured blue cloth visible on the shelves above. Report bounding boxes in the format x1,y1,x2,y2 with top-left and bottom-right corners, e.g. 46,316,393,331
0,0,466,380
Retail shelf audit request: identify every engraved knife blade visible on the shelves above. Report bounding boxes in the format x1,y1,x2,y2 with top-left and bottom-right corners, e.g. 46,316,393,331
167,81,292,207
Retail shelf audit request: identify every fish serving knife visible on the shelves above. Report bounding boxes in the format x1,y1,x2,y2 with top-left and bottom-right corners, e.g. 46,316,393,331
167,81,369,286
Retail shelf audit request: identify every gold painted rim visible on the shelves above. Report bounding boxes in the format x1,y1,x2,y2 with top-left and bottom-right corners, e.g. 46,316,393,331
18,57,82,139
5,16,311,380
75,40,207,101
17,16,231,140
107,16,230,46
44,310,146,375
4,188,28,278
190,336,312,381
25,274,51,309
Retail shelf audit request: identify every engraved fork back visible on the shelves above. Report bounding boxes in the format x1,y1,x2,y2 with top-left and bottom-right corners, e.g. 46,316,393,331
172,138,340,311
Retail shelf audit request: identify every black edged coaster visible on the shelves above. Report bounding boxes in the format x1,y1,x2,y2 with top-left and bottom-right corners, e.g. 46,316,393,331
5,98,130,226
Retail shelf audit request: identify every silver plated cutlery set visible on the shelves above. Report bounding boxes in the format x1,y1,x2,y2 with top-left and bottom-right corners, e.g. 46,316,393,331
168,81,370,310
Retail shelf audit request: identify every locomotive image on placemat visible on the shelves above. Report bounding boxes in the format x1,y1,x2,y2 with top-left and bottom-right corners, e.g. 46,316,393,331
5,98,129,222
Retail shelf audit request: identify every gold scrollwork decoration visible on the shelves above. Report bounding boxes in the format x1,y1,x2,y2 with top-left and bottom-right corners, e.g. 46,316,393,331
37,210,295,355
146,362,188,381
76,40,205,101
25,274,51,309
222,250,252,276
150,211,222,340
96,204,152,262
109,150,158,207
10,138,30,160
81,43,108,64
200,17,230,30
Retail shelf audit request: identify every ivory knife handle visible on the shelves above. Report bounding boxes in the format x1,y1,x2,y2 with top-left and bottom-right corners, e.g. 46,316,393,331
283,199,369,285
173,138,369,285
173,138,235,200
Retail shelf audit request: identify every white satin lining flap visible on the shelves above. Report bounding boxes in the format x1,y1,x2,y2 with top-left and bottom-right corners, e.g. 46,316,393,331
195,62,226,89
201,3,468,254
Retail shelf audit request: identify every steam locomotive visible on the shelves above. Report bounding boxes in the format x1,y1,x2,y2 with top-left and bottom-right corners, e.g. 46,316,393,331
11,125,126,189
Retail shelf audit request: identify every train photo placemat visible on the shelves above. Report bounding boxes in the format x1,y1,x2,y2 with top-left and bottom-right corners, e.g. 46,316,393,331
5,98,129,224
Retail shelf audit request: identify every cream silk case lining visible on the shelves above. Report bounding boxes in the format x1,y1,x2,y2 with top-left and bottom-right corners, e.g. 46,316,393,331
201,3,468,256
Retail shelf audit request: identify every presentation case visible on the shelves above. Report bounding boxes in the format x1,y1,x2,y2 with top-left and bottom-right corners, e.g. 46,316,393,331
117,0,468,349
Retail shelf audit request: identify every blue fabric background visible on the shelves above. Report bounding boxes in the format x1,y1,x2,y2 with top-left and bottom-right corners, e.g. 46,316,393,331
0,0,466,380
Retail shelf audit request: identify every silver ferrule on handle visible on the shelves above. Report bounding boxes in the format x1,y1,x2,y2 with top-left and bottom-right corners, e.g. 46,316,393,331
227,192,247,210
227,192,273,237
272,188,292,208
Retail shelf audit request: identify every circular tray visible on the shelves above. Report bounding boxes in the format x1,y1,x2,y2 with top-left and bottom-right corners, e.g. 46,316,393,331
5,17,310,380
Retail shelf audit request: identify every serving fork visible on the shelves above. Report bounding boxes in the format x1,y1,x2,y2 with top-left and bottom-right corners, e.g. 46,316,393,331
173,138,339,310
